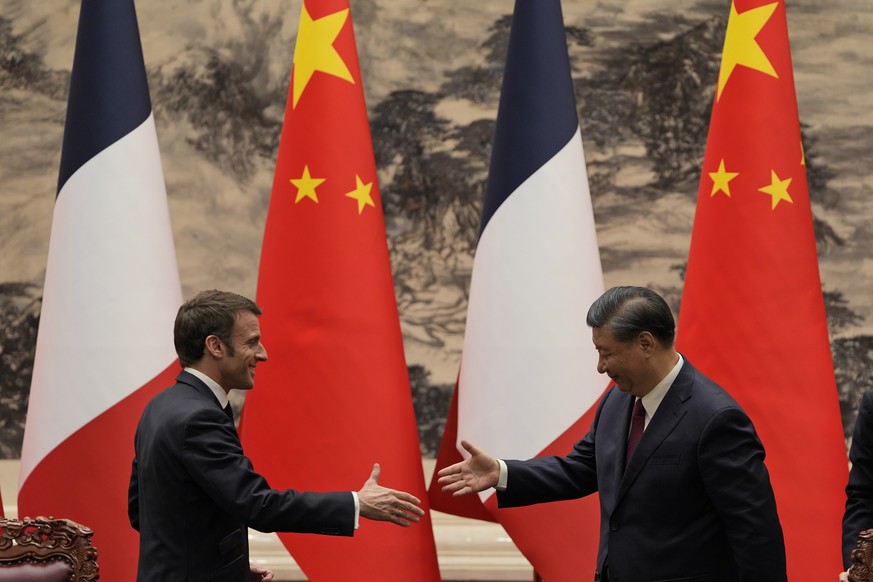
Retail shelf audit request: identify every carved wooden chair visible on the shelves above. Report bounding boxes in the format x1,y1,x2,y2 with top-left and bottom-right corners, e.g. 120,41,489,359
0,516,99,581
849,528,873,582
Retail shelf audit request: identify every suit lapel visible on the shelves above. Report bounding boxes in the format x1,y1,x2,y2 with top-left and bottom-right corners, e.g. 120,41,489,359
597,390,635,504
177,370,237,433
616,362,694,500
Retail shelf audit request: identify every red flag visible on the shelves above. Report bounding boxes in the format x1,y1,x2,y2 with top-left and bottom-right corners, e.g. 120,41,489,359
428,1,605,579
676,1,846,579
18,0,182,579
238,0,440,579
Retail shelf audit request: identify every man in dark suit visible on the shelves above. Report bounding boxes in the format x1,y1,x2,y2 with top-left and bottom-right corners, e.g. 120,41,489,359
129,290,424,581
841,390,873,579
438,286,786,582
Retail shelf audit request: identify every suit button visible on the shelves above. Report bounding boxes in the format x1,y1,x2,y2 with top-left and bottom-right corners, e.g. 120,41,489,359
609,520,618,531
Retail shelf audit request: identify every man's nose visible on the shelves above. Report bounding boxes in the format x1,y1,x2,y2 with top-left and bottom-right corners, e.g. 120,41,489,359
596,358,606,374
258,344,268,362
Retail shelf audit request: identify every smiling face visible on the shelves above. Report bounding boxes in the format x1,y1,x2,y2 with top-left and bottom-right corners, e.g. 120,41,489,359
592,325,654,398
214,310,268,391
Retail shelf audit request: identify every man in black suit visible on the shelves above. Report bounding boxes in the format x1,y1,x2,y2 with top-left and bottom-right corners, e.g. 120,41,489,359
841,390,873,580
128,290,424,581
438,286,786,582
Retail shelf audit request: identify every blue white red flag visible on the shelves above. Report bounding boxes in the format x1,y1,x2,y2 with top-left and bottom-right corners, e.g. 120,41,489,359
429,0,607,579
18,0,182,579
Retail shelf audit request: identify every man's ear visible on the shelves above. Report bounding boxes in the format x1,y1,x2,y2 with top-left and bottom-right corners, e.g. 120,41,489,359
638,331,656,355
204,335,224,359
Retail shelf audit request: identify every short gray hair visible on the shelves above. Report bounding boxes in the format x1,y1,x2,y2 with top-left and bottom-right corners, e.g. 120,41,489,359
586,286,675,346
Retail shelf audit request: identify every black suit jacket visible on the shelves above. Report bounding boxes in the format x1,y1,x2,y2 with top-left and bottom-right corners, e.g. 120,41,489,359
843,389,873,568
128,371,354,581
497,359,786,582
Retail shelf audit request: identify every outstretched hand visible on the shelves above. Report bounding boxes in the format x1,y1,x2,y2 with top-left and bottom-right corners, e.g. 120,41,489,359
249,563,274,581
358,463,425,527
437,440,499,496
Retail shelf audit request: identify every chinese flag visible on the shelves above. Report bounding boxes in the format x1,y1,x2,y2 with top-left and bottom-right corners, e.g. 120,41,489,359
238,0,440,579
676,1,846,580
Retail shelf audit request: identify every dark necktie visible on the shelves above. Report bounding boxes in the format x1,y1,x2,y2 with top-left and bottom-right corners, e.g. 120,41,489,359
625,398,645,469
223,403,234,422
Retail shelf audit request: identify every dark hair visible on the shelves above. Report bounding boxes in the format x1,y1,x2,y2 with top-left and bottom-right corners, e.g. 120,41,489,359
174,290,262,367
586,286,675,346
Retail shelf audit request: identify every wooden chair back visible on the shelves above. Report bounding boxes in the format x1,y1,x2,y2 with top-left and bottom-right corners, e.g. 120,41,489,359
0,516,98,581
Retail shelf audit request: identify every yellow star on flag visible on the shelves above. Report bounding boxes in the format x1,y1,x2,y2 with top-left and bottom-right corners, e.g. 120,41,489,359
345,175,375,214
292,5,354,108
716,1,779,101
709,159,739,197
291,165,325,204
758,170,793,210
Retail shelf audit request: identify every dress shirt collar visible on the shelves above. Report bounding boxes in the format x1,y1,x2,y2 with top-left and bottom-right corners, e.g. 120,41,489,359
638,354,684,428
184,367,229,408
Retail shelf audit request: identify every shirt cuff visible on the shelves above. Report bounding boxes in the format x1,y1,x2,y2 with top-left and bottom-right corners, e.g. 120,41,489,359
496,459,508,491
352,491,360,529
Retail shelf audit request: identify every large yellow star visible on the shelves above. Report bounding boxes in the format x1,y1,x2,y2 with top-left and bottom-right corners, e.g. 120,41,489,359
709,159,739,197
292,5,354,108
290,165,324,203
758,170,793,210
345,175,375,214
716,1,779,101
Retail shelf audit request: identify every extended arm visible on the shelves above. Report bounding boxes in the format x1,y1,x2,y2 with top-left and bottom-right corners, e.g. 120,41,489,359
438,395,605,507
183,408,355,535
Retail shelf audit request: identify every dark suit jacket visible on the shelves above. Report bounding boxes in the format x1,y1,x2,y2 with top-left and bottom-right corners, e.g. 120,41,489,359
497,359,786,582
843,389,873,568
128,371,354,581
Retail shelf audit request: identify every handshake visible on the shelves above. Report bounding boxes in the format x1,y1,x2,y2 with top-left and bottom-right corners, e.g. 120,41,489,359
359,441,497,526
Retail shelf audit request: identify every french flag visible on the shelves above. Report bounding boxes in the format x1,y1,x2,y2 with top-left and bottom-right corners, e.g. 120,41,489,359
429,0,608,579
18,0,182,579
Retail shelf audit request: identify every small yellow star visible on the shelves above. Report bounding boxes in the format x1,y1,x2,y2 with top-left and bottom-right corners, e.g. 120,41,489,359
800,141,806,166
292,5,354,108
290,165,325,204
345,175,375,214
717,1,779,101
709,159,739,197
758,170,793,210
